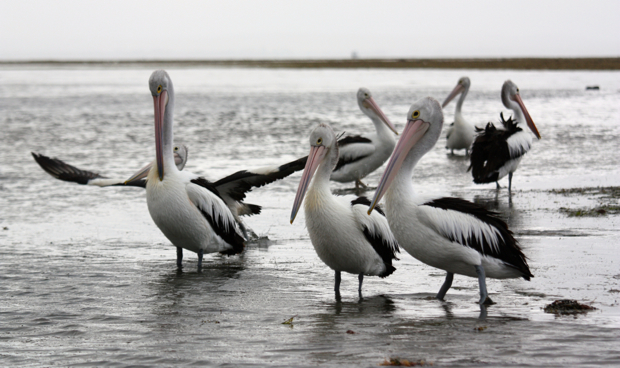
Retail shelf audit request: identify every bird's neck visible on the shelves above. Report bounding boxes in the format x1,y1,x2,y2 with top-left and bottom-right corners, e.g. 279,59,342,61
454,85,468,117
369,114,393,141
385,132,436,207
511,106,526,128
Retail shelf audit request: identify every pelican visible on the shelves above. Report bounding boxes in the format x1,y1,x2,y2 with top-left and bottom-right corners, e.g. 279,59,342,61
33,146,307,239
469,80,541,193
441,77,475,155
290,123,399,299
137,69,279,271
31,145,188,188
330,88,398,189
369,97,533,305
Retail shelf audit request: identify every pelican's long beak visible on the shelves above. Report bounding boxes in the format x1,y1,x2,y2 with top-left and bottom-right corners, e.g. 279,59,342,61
512,94,540,139
154,90,168,180
368,119,429,215
365,97,399,135
290,145,327,224
124,161,154,185
442,83,465,108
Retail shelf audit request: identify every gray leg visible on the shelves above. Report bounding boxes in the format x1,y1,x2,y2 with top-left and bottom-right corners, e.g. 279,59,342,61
474,265,493,305
508,172,513,194
436,272,454,301
496,181,501,189
197,249,204,272
335,271,342,300
358,273,364,299
451,149,454,155
176,247,183,269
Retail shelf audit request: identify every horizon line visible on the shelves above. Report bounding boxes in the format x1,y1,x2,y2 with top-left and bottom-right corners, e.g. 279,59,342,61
1,57,619,70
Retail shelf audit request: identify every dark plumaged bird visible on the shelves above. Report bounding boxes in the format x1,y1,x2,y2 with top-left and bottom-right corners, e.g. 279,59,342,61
469,80,541,193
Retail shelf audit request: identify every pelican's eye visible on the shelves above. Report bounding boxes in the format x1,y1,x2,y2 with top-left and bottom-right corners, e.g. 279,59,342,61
364,93,369,98
516,88,519,93
316,137,323,145
157,85,162,94
411,110,420,119
174,147,178,151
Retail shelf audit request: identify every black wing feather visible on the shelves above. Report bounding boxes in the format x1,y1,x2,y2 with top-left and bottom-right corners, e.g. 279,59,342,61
337,135,373,146
334,135,373,172
424,197,532,279
31,152,147,188
468,113,523,184
213,156,308,202
190,178,245,255
32,152,105,185
351,196,399,278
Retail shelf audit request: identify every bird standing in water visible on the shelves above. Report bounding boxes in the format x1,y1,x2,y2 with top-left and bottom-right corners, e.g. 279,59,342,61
291,123,399,300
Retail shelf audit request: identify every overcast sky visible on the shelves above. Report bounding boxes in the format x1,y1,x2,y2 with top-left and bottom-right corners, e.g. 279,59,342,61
1,0,619,60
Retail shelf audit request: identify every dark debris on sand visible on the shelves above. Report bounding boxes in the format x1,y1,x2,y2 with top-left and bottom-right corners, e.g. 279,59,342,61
544,299,597,315
381,358,433,366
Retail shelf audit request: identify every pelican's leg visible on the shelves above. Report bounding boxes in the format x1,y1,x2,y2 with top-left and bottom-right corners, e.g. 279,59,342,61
495,181,501,190
508,172,513,194
358,273,364,299
450,149,454,155
355,180,367,189
176,247,183,269
474,265,493,305
436,272,454,301
335,271,342,300
197,249,204,272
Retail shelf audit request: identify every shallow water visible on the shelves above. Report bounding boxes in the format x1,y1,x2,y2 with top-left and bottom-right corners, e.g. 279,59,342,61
1,66,620,367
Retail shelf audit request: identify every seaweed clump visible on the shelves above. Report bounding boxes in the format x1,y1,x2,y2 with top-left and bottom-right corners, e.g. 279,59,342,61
381,358,433,366
544,299,597,315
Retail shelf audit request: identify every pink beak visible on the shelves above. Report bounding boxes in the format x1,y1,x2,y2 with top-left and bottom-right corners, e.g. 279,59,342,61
154,90,168,180
364,97,399,135
368,119,430,215
290,145,327,224
442,83,465,108
512,94,540,139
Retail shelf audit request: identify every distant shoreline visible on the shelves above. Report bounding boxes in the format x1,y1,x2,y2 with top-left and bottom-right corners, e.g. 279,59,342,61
1,58,619,70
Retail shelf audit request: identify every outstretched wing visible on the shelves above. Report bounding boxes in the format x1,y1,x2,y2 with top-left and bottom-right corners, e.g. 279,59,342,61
420,197,531,279
350,196,400,277
188,178,245,255
213,156,308,216
31,152,145,187
335,135,375,171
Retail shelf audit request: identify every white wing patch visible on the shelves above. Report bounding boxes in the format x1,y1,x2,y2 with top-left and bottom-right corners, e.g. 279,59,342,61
338,143,375,164
350,203,398,249
418,205,504,254
506,131,531,159
186,182,241,236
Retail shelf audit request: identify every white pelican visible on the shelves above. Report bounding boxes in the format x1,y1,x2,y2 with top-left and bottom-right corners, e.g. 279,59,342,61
469,80,541,193
138,70,245,271
441,77,475,155
330,88,398,189
369,97,533,305
290,123,399,299
33,147,307,240
31,145,188,188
